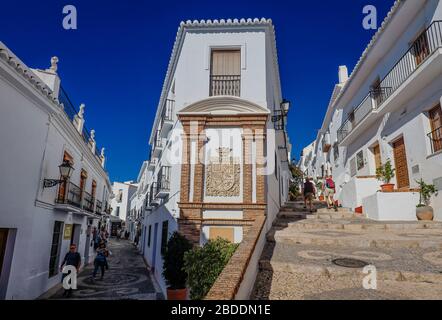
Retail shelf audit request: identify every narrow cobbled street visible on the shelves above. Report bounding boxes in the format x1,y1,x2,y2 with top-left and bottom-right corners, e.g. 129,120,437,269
46,239,164,300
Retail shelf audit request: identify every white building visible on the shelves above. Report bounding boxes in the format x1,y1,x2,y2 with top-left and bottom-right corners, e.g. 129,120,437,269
110,181,138,224
299,0,442,221
0,42,112,299
133,18,292,296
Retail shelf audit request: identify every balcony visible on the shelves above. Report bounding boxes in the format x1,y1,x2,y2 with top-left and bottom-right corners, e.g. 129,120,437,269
95,200,103,214
338,87,392,143
149,182,160,206
428,126,442,155
55,182,82,210
151,132,164,159
159,99,175,138
210,75,241,97
156,167,171,198
83,191,95,213
147,157,157,171
338,21,442,146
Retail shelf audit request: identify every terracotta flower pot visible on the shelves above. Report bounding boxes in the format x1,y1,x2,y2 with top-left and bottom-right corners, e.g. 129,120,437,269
167,288,187,300
380,184,395,192
319,195,325,201
416,206,434,221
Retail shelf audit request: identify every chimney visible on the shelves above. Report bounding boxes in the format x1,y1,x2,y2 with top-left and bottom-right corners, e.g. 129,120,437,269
31,56,61,97
338,65,349,84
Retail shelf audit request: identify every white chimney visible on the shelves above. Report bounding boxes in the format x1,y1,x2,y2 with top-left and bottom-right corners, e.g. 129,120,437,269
338,65,349,84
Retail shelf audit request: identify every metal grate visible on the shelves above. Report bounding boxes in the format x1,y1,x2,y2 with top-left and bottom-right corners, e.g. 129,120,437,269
332,258,369,268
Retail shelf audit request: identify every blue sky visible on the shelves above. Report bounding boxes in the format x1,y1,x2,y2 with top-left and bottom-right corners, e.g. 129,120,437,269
0,0,394,182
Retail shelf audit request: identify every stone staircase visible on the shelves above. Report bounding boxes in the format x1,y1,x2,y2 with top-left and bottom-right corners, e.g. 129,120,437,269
251,199,442,300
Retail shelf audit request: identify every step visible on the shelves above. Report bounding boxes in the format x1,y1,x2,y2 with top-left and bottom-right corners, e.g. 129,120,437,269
258,260,442,284
286,220,442,231
267,229,442,249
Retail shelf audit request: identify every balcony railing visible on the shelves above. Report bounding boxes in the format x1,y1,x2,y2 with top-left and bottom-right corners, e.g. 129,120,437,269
56,182,82,208
210,75,241,97
338,21,442,144
162,99,174,122
428,126,442,154
96,200,103,214
59,86,103,160
338,87,392,143
83,191,95,213
149,182,157,205
156,167,171,198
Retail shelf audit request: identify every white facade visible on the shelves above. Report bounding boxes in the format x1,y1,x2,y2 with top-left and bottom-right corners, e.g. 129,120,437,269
110,181,137,223
299,0,442,221
0,42,112,299
131,18,292,296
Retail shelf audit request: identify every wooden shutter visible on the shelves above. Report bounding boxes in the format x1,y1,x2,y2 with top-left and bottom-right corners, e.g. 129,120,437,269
414,30,430,66
58,152,74,202
429,104,442,153
211,50,240,76
393,137,410,189
373,144,381,171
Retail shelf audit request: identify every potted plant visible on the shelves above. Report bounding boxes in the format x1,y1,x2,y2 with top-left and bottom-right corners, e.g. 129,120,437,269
376,159,396,192
416,179,438,221
162,231,193,300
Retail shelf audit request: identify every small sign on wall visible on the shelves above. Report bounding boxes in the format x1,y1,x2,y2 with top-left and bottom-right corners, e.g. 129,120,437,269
64,224,73,240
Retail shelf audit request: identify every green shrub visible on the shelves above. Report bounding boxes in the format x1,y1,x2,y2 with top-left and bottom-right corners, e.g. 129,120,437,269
183,238,238,300
162,232,193,290
416,179,438,207
376,159,395,184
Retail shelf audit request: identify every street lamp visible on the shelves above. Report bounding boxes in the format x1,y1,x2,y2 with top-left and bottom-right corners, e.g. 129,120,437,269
281,99,291,115
43,160,74,188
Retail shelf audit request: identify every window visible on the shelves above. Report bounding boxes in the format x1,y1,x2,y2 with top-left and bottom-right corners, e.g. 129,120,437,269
160,220,169,255
148,225,152,248
48,221,63,277
413,29,430,66
58,152,74,202
356,151,365,171
210,49,241,96
115,207,120,217
373,144,382,171
350,158,357,177
333,143,339,162
91,180,97,200
429,104,442,153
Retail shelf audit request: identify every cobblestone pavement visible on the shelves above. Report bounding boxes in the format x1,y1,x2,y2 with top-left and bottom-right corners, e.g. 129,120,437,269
252,201,442,300
46,239,164,300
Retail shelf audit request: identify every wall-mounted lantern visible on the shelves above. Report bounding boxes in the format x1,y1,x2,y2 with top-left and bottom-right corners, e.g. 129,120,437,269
43,160,74,188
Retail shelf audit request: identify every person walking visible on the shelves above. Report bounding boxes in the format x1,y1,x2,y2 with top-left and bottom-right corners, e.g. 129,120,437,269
324,175,338,211
60,244,81,298
303,177,316,213
92,241,109,281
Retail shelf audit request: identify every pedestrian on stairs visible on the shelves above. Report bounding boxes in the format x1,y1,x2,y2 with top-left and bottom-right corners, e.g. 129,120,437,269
324,175,338,212
303,177,316,213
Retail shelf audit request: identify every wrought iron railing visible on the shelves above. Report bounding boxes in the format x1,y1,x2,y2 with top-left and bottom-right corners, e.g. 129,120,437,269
210,75,241,97
56,181,82,208
83,191,95,213
58,86,102,160
428,126,442,154
96,200,103,214
338,21,442,144
162,99,174,122
149,183,157,204
338,87,392,143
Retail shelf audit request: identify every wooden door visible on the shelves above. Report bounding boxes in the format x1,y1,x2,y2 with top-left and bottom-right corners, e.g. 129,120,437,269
393,137,410,189
429,104,442,153
373,144,382,171
0,229,8,277
57,152,74,202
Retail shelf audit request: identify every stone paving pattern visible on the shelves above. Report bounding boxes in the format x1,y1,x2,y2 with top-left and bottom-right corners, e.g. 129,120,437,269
251,200,442,300
47,239,163,300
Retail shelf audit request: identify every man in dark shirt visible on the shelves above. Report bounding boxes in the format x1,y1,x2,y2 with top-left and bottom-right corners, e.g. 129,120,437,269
60,243,81,297
303,177,316,213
